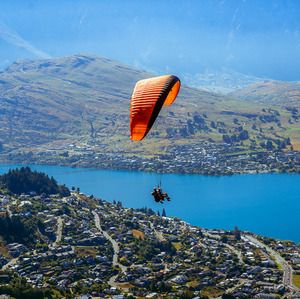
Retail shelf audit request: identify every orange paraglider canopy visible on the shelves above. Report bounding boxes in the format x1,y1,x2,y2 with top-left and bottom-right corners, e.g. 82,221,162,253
130,75,180,141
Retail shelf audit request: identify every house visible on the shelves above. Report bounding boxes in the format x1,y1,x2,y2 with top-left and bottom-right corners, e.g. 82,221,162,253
7,243,28,257
169,275,188,284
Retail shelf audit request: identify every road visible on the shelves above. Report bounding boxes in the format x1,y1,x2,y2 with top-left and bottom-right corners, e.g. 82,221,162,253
224,279,247,296
203,231,244,265
224,243,244,265
1,256,19,271
149,222,166,242
245,234,298,291
2,216,66,272
93,211,127,287
53,216,63,247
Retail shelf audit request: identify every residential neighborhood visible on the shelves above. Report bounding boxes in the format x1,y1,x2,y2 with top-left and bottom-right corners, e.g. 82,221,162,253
0,190,299,298
1,140,299,176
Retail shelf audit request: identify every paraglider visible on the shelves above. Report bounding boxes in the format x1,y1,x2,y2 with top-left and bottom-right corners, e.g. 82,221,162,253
130,75,181,141
130,75,180,204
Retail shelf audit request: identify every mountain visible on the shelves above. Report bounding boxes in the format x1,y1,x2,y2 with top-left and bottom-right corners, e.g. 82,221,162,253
231,80,300,151
0,54,241,151
0,55,148,148
0,54,299,173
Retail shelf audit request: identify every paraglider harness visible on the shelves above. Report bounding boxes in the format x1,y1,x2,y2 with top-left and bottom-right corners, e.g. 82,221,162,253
151,186,170,203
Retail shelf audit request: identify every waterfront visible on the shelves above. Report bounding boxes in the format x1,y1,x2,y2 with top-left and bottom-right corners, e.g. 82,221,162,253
0,164,299,242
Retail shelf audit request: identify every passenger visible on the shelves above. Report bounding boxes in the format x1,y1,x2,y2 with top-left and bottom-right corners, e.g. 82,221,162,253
151,187,171,203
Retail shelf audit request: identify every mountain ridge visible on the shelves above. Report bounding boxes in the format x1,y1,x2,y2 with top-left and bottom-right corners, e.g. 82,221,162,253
230,80,300,106
0,54,299,174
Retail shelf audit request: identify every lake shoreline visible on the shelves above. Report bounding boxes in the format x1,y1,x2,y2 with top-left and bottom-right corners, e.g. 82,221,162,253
0,157,299,177
0,163,299,242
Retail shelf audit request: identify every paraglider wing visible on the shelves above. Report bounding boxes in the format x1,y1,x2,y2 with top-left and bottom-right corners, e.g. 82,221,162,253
130,75,180,141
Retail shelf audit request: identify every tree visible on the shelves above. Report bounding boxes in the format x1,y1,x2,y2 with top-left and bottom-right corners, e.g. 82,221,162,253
233,118,239,124
186,120,195,135
0,167,70,196
234,226,241,240
0,214,36,246
238,130,249,140
223,134,231,144
222,294,235,299
162,208,166,217
265,140,273,150
178,290,195,299
221,235,228,243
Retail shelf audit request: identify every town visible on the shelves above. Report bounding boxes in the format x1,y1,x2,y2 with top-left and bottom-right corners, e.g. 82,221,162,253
0,188,299,298
1,139,299,176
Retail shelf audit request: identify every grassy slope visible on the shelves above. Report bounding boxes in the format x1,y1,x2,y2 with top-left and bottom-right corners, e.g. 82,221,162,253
0,54,299,158
230,80,300,106
231,80,300,150
293,274,300,288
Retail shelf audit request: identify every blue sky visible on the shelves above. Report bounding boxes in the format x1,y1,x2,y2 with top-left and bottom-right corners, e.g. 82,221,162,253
1,0,300,80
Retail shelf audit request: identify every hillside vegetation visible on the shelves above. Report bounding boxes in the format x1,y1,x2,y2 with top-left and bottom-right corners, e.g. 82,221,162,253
0,54,299,170
0,167,70,196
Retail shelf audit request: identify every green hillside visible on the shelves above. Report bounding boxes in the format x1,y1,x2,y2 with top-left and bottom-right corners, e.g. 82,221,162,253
0,54,299,172
231,80,300,106
231,80,300,150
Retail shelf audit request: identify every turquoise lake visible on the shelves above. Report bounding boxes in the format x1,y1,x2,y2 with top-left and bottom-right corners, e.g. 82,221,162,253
0,164,299,242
